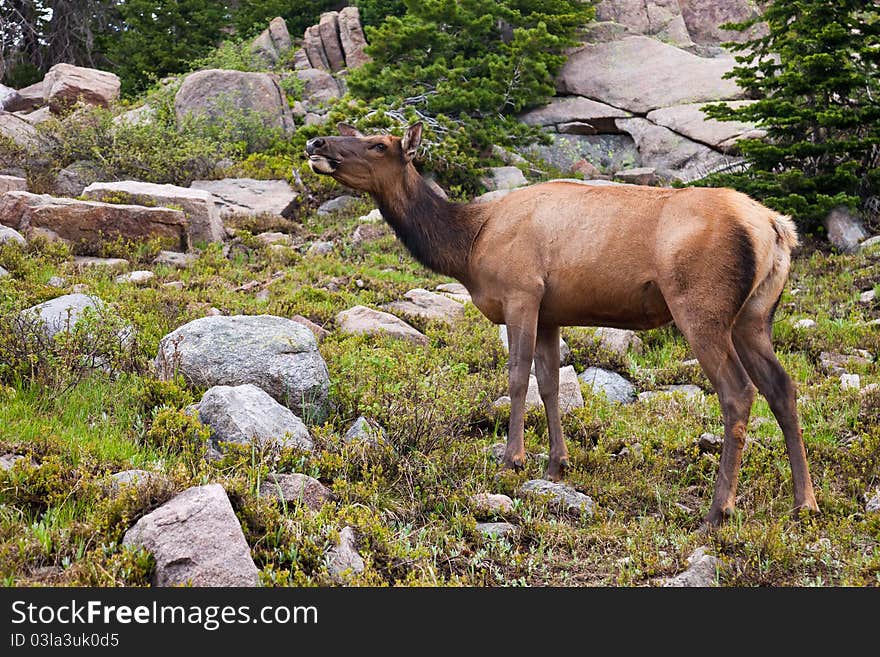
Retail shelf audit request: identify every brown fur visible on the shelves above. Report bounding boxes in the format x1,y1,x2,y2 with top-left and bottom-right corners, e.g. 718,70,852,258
305,124,819,526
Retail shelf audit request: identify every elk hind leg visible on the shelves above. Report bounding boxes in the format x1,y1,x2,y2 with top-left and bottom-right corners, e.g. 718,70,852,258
534,325,568,481
501,300,539,471
732,303,819,514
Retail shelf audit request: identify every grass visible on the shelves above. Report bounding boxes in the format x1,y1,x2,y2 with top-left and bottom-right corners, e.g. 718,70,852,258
0,198,878,587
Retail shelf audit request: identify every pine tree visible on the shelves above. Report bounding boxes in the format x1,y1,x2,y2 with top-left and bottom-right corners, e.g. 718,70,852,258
702,1,880,231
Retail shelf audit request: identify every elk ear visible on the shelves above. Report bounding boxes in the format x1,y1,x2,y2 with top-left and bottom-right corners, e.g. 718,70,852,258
337,122,364,138
401,122,423,162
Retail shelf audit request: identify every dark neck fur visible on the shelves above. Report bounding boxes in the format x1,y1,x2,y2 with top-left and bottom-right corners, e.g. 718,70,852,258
371,168,484,281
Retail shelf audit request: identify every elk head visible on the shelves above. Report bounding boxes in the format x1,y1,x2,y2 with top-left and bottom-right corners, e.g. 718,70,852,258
305,122,423,195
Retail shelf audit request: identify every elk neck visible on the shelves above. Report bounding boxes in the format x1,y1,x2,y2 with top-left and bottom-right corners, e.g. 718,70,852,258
370,166,486,282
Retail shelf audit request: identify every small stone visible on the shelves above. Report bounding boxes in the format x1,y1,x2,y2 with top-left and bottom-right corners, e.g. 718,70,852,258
256,232,293,246
343,416,386,447
792,318,816,330
317,195,358,216
259,473,332,511
336,305,428,345
0,266,8,279
824,206,868,253
480,166,528,191
384,288,466,325
115,270,155,285
163,281,184,290
866,491,880,514
674,502,694,514
308,240,334,255
435,282,471,302
860,289,876,304
327,526,365,582
698,432,723,453
662,546,720,587
571,159,603,178
614,167,657,186
153,250,196,269
820,351,873,375
638,384,704,403
840,374,860,391
46,276,66,288
471,493,515,515
487,441,507,463
579,367,636,404
106,469,162,496
72,256,128,270
0,225,26,246
358,208,383,223
518,479,594,516
476,522,519,539
0,453,26,470
859,235,880,252
593,326,644,356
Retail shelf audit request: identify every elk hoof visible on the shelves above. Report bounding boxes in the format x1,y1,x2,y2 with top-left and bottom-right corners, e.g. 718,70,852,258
502,454,526,471
701,506,733,529
545,457,569,482
792,500,820,518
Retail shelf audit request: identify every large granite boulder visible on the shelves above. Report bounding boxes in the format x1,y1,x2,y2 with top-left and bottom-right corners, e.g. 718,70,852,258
190,178,298,220
0,191,188,254
0,111,39,148
594,0,693,47
175,69,295,134
83,180,224,244
155,315,330,422
42,63,120,113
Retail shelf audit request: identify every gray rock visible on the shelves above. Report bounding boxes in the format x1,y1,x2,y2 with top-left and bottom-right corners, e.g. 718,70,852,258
558,36,743,114
698,432,723,454
122,484,260,587
494,366,584,415
106,469,162,496
21,293,103,340
0,453,26,470
293,68,341,111
792,318,816,330
595,0,693,47
519,96,630,130
195,384,313,451
336,305,428,345
820,350,873,375
46,276,65,288
840,374,860,391
303,25,330,71
72,256,129,271
112,104,156,128
860,289,876,304
317,194,358,216
259,473,331,511
859,235,880,252
0,174,27,194
83,180,224,245
0,225,26,246
638,384,705,402
256,232,293,246
175,69,295,134
338,6,371,68
646,101,763,151
343,416,386,447
480,166,527,191
3,81,44,113
435,282,471,302
592,326,644,357
153,250,197,269
487,441,507,463
384,288,466,325
866,491,880,514
471,493,515,515
614,167,658,186
42,63,120,112
579,367,636,404
52,160,105,197
20,106,52,126
190,178,297,221
327,526,365,582
115,270,155,285
615,117,733,182
825,206,868,253
155,315,330,422
663,546,720,587
0,84,22,111
0,266,8,278
477,522,519,539
678,0,764,46
308,240,334,255
318,12,346,73
0,111,40,148
518,479,595,517
251,16,291,66
290,315,330,343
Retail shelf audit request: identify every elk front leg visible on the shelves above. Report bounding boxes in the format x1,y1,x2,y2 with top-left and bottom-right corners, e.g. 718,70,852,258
534,325,568,481
502,301,539,471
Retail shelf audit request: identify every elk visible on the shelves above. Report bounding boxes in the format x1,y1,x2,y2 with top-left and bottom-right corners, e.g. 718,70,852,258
306,122,819,526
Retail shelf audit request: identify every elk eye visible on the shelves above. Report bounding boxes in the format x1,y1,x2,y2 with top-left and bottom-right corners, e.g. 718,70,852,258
370,143,387,152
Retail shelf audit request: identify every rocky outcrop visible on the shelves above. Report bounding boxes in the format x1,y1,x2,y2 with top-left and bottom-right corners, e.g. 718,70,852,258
291,68,341,111
4,80,45,113
0,191,188,254
299,8,371,72
336,305,428,345
251,16,292,66
122,484,260,587
155,315,331,422
645,101,763,151
338,6,371,68
174,69,295,134
52,161,105,197
0,84,21,111
520,96,630,133
0,111,39,148
318,12,347,73
83,180,225,245
190,178,298,220
594,0,693,47
678,0,764,46
42,63,120,113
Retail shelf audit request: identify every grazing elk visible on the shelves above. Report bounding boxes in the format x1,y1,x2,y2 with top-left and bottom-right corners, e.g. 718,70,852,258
306,122,819,526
